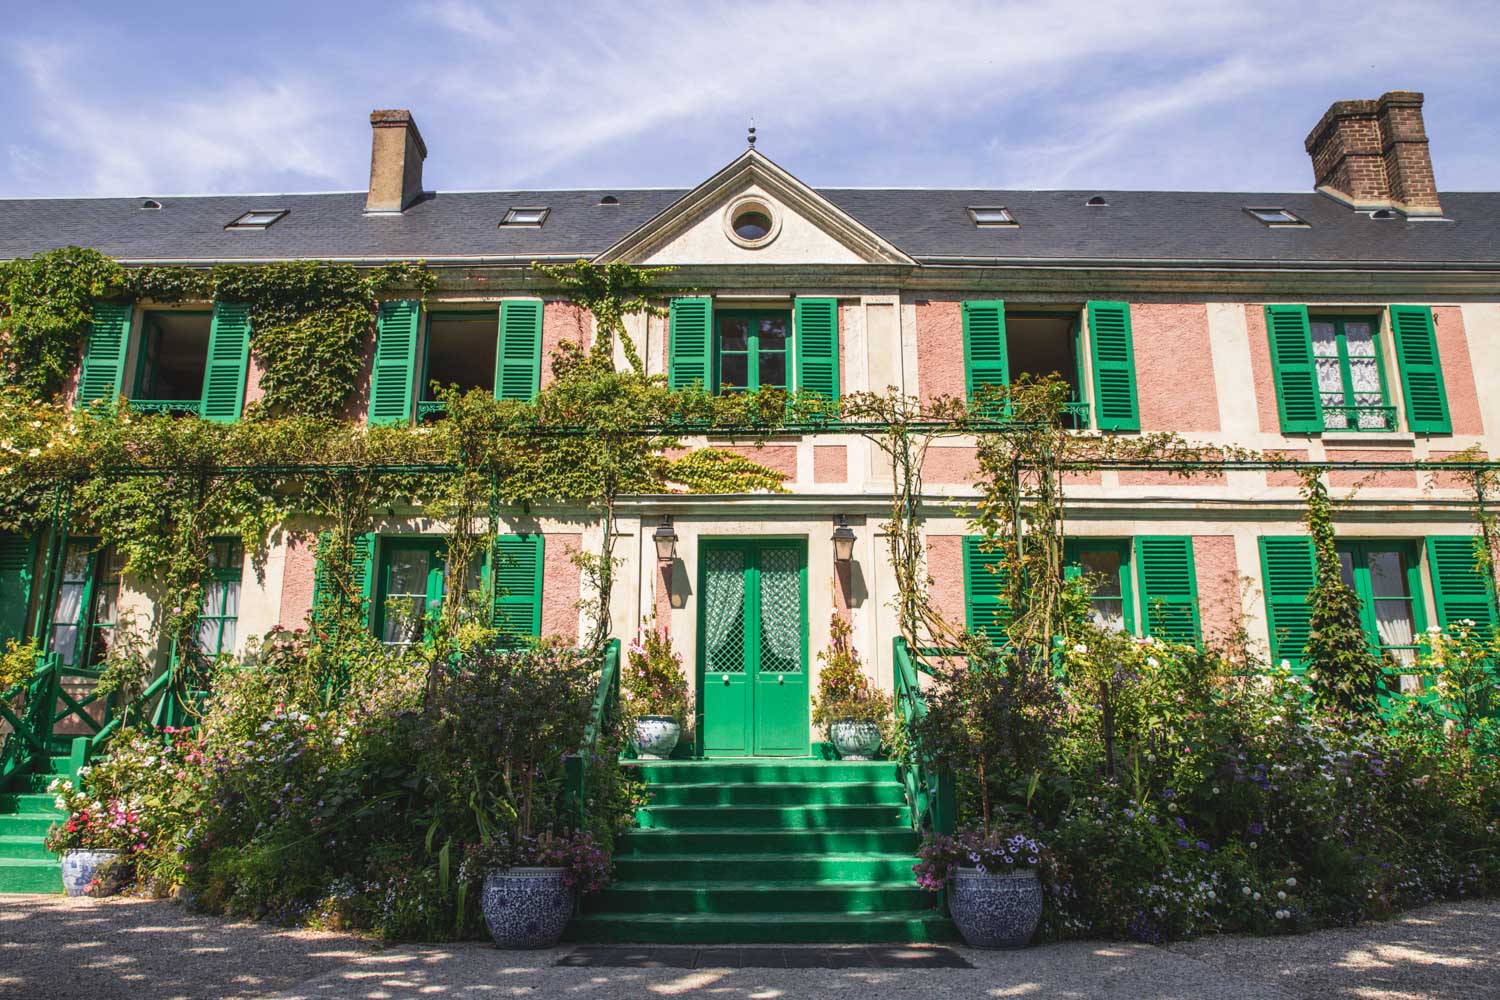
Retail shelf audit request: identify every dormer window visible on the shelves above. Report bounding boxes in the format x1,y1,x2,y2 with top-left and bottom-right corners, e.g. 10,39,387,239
501,207,549,227
968,206,1017,227
225,209,287,230
1245,207,1308,227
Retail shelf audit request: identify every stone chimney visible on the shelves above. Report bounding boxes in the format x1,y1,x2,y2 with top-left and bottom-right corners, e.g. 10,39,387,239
1304,91,1441,216
365,110,427,214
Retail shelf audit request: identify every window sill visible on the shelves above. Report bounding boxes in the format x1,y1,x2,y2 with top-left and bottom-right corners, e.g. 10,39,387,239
1318,432,1416,447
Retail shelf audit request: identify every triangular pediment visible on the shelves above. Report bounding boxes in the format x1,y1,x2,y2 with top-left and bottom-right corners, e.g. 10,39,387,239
596,149,913,266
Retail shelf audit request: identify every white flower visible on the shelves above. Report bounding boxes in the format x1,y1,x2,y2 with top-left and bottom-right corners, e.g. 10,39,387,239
1242,886,1252,896
1279,659,1291,669
1211,786,1220,795
1253,892,1262,901
1427,625,1442,635
1206,890,1215,900
1147,657,1160,668
1072,643,1088,654
1277,890,1287,900
1285,877,1296,887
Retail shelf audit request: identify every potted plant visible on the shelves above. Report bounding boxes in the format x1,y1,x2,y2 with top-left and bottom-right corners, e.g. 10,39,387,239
915,828,1050,948
623,623,689,760
474,831,610,949
812,615,891,759
45,777,140,897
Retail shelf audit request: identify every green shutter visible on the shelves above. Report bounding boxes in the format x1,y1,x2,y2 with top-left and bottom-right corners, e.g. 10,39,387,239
1087,301,1140,431
496,299,543,401
312,531,376,630
369,300,419,425
0,533,36,649
1265,304,1323,434
1389,305,1451,434
963,536,1010,644
1426,536,1497,635
1134,536,1201,644
962,301,1009,409
668,297,713,391
77,301,133,409
793,297,840,400
199,301,252,422
1259,537,1317,669
491,534,544,641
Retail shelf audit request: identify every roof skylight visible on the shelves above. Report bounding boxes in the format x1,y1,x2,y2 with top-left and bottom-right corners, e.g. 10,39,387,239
501,207,549,227
1086,195,1108,207
225,209,287,230
968,206,1017,227
1245,207,1308,227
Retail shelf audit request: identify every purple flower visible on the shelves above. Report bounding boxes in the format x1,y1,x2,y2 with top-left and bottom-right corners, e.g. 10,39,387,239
1248,821,1263,835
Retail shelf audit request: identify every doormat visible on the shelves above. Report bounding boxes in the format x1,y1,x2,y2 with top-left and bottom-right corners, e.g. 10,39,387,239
556,945,973,969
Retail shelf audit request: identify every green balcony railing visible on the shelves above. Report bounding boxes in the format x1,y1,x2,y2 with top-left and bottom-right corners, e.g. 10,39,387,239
1322,404,1397,432
128,399,202,417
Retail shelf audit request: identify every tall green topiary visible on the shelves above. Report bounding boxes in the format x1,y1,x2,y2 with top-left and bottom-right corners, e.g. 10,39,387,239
1301,472,1385,716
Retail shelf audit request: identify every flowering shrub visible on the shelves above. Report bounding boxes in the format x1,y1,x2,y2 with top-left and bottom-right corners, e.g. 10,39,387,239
622,622,690,725
43,778,144,854
811,614,892,736
914,827,1053,890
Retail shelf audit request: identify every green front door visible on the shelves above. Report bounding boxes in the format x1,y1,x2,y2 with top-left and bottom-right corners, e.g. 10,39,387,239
699,540,809,757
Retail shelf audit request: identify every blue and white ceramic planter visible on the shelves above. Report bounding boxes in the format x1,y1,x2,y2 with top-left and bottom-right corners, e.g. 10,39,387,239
60,849,120,898
949,867,1043,948
829,720,882,760
634,716,681,760
482,867,573,949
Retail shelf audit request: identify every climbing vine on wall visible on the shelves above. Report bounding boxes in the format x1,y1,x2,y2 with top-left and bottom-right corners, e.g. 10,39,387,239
0,248,128,401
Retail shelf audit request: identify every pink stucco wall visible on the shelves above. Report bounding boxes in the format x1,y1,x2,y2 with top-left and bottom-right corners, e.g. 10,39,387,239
244,353,266,406
914,300,966,403
1429,449,1487,490
1131,303,1220,432
1119,468,1226,487
347,329,377,424
1433,307,1483,436
1244,305,1283,435
1327,450,1418,488
1267,448,1308,488
1193,535,1241,645
542,533,582,641
723,445,799,481
925,535,966,630
922,445,978,485
279,534,319,628
814,445,848,484
542,301,591,388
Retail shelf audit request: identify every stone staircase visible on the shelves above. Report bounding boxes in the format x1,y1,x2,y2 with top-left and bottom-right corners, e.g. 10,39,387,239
0,754,74,894
568,759,953,944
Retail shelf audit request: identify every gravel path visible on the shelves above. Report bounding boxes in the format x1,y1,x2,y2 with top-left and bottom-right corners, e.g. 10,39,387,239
1,895,1495,1000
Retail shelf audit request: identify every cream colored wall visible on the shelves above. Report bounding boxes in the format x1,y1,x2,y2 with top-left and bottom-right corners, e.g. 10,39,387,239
642,184,867,266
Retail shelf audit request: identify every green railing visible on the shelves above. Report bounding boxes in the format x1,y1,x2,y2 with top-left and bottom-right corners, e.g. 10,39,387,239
0,657,55,789
1323,404,1397,432
127,399,202,417
893,637,955,838
564,638,621,826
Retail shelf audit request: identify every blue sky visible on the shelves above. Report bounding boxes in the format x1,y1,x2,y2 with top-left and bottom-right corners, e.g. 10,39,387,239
3,1,1497,199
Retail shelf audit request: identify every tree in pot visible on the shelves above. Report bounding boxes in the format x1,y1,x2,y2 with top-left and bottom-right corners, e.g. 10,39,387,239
623,623,689,760
915,827,1054,947
811,615,892,760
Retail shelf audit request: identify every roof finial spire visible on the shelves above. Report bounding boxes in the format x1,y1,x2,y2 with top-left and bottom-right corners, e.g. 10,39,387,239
747,117,756,149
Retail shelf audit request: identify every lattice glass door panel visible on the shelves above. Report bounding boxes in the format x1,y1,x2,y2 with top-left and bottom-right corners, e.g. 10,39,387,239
704,549,747,674
758,548,803,673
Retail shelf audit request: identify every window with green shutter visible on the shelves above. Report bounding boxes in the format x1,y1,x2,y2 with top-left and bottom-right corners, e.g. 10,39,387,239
312,532,376,630
714,310,790,393
131,310,214,417
1389,305,1452,434
1264,305,1324,434
1063,539,1135,633
962,536,1010,645
199,302,252,422
369,300,420,425
77,302,133,410
668,297,713,391
1134,536,1201,644
491,534,544,643
197,539,244,657
1086,301,1140,431
1334,541,1427,680
793,297,839,401
0,533,36,650
418,311,501,421
1308,315,1393,431
1426,536,1497,635
1005,311,1089,428
47,540,122,669
961,300,1009,413
496,299,543,402
1259,537,1316,669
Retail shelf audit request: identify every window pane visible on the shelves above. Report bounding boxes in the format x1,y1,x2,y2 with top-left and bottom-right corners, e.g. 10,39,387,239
1366,550,1409,597
1078,549,1123,597
381,596,427,645
51,625,79,666
758,352,787,389
220,620,237,654
197,619,221,655
1374,599,1415,665
720,319,749,352
53,583,83,626
221,580,240,618
1337,551,1356,589
720,353,749,390
1343,322,1375,357
759,317,788,347
386,549,430,596
1091,599,1127,632
1310,322,1339,357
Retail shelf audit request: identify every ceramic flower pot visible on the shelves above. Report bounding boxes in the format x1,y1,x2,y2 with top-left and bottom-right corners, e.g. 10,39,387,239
829,720,882,760
482,867,573,949
634,716,681,760
59,849,121,898
949,867,1043,948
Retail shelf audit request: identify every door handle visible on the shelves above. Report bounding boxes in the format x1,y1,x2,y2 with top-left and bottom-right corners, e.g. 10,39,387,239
723,674,730,685
778,675,785,686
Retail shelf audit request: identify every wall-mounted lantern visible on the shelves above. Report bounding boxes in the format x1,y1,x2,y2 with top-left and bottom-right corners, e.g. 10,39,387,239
653,515,679,564
831,514,857,564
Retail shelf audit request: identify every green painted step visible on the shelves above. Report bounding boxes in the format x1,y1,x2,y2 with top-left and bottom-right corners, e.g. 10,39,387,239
0,792,61,814
635,761,898,785
0,814,56,838
619,827,916,856
637,804,911,830
566,910,956,945
0,835,54,861
588,881,929,915
613,853,918,884
0,858,62,894
648,780,906,807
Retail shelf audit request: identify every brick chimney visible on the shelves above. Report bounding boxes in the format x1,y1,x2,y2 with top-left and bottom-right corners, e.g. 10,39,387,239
365,110,427,214
1304,91,1441,216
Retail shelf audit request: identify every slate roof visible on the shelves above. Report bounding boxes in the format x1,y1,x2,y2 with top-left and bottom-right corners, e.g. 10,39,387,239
1,186,1497,267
